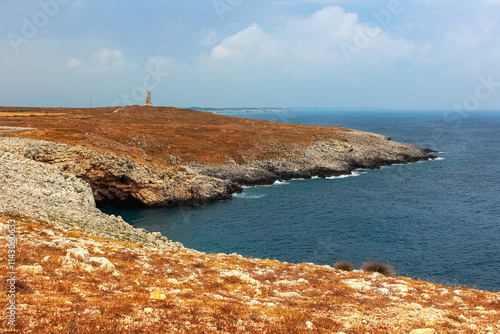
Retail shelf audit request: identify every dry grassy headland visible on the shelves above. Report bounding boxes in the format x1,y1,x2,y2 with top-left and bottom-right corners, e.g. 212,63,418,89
0,106,434,207
0,106,498,333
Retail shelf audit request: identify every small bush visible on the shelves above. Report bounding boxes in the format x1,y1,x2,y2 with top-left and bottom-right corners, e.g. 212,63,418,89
361,261,395,277
334,261,354,272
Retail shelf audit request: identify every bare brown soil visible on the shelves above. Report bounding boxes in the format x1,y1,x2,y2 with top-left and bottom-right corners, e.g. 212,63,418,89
0,106,346,165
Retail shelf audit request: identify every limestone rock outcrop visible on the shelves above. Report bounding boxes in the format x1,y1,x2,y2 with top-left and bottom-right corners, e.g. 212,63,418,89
0,128,434,207
0,137,240,207
0,151,182,248
191,129,435,186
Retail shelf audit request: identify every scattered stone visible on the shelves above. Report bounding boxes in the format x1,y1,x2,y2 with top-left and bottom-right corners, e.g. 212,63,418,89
18,265,43,275
41,229,55,236
89,257,116,273
409,329,435,334
408,303,423,310
67,248,90,263
150,290,167,300
89,257,111,266
93,247,105,255
275,291,301,299
220,270,262,286
167,278,180,285
342,279,371,292
247,300,261,307
385,283,412,294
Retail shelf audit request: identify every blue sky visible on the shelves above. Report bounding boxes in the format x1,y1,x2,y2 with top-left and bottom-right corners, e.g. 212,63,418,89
1,0,500,110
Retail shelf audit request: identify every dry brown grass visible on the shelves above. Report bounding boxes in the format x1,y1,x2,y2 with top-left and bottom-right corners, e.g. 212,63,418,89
0,112,65,117
334,261,354,271
1,213,499,333
0,106,347,165
361,261,396,277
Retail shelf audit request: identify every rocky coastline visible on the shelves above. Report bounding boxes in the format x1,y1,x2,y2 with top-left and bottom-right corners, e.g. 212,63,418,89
191,130,435,186
0,137,240,208
0,150,181,249
1,120,499,333
0,129,434,207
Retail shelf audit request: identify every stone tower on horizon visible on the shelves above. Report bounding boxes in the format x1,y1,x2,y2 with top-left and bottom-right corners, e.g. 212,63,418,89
144,92,152,106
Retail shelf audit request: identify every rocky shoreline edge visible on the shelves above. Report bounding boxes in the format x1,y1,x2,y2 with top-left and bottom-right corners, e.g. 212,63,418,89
0,131,437,250
0,150,181,249
0,132,435,208
1,137,500,333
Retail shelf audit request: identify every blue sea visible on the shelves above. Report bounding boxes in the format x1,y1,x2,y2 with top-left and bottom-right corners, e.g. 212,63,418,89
103,109,500,292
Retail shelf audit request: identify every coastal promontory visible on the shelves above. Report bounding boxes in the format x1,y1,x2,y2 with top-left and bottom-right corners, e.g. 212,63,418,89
1,106,498,333
0,106,434,207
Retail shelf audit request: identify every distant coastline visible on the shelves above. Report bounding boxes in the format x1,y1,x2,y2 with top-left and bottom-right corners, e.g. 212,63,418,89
190,107,290,114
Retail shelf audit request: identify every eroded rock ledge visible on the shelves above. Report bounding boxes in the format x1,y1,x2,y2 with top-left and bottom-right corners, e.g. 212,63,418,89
191,130,435,186
0,151,181,248
0,137,240,207
0,131,434,207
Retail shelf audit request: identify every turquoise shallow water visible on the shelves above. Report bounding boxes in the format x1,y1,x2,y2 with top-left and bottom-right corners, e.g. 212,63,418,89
103,110,500,291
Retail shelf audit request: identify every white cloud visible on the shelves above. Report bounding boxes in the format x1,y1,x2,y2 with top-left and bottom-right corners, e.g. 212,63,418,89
64,49,129,74
94,49,126,68
77,48,128,74
203,6,416,75
146,55,182,77
198,29,220,47
66,58,82,69
208,24,279,62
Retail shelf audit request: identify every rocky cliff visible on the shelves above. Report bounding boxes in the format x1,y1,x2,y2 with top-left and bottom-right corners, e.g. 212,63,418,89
0,151,181,248
191,130,434,186
1,195,498,333
0,154,497,333
0,106,435,207
0,137,240,207
0,108,498,333
0,131,433,207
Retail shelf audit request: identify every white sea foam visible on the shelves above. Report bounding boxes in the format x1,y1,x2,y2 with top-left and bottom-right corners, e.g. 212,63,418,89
273,180,289,185
325,174,351,180
233,193,266,199
433,157,445,161
325,170,366,180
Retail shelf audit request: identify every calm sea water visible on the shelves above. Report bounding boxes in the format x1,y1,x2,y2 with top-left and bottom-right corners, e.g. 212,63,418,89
103,110,500,291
